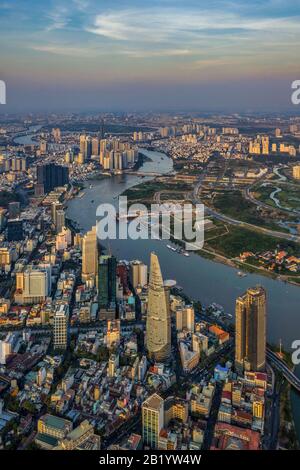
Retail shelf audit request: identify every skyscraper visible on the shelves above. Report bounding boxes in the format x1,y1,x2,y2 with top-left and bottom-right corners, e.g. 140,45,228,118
79,134,86,156
261,136,269,155
235,286,266,373
176,305,195,333
85,136,92,161
98,255,117,309
53,304,69,350
92,137,100,156
130,260,148,288
7,219,23,241
142,394,164,449
146,252,171,362
37,163,69,194
55,209,65,234
51,201,63,225
81,226,98,284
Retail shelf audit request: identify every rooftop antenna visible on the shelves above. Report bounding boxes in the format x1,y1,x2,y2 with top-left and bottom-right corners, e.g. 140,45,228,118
279,338,282,356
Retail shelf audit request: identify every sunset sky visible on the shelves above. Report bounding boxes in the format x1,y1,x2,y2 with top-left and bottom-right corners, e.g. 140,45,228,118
1,0,300,112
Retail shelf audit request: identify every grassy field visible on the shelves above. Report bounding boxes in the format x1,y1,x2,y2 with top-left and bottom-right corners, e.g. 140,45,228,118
252,184,277,207
160,192,189,201
212,190,288,231
205,225,300,258
121,180,191,203
254,183,300,211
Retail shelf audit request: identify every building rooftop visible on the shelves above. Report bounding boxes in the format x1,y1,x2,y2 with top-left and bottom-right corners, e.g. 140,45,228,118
143,393,164,410
40,413,71,431
35,432,59,447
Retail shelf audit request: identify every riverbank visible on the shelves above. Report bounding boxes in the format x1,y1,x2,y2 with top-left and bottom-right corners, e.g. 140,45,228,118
169,229,300,283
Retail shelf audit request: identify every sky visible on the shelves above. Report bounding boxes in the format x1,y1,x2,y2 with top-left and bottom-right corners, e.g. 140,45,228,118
0,0,300,113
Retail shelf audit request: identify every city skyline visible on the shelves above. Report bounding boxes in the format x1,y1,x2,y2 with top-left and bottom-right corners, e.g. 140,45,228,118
1,0,300,112
0,1,300,449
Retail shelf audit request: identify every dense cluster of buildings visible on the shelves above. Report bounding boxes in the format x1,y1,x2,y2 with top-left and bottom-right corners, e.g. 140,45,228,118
150,124,300,165
0,114,296,451
0,217,270,450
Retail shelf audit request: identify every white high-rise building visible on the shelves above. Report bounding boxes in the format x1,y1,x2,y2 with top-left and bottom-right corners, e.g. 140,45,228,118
142,394,164,449
53,304,69,350
0,340,12,365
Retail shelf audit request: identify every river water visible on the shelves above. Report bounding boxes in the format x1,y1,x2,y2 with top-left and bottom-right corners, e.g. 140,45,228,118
13,125,42,145
65,148,300,440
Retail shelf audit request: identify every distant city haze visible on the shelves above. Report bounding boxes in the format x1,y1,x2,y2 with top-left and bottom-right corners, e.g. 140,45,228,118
1,0,300,112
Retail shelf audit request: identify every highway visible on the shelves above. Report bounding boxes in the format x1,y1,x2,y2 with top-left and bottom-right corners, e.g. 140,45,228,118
190,166,300,244
267,349,300,392
192,175,300,243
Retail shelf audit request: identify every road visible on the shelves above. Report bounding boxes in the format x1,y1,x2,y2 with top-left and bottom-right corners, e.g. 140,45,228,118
266,349,300,392
203,204,300,243
191,171,300,243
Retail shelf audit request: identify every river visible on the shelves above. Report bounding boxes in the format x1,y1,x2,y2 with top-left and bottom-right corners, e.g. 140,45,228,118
13,124,43,145
67,148,300,440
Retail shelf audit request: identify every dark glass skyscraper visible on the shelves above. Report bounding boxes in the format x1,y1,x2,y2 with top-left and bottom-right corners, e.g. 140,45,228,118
7,219,24,241
36,163,69,194
98,255,117,308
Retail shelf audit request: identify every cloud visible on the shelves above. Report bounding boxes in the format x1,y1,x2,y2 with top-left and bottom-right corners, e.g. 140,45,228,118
121,48,192,58
30,44,96,57
45,6,70,31
86,8,300,43
72,0,89,11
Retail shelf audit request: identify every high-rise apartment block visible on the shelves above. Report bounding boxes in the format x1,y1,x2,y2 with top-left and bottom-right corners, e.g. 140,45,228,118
235,286,266,373
176,305,195,333
53,304,69,350
142,394,164,449
130,260,148,288
81,226,98,284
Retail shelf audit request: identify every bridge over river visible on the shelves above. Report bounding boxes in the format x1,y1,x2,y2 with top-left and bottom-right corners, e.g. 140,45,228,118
267,348,300,392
